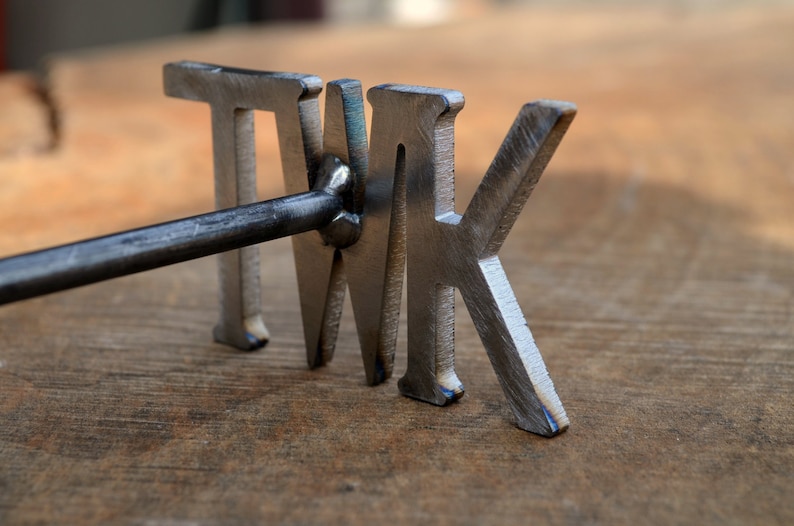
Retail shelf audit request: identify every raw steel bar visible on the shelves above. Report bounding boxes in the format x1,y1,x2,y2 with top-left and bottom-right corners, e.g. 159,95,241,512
0,189,342,305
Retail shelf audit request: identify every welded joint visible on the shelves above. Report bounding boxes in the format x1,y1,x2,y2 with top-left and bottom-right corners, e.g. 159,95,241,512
315,154,362,249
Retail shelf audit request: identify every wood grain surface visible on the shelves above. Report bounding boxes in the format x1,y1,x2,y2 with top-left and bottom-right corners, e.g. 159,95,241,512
1,4,793,524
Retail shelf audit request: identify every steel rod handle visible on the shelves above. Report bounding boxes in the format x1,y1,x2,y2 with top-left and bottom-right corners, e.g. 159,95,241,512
0,189,343,306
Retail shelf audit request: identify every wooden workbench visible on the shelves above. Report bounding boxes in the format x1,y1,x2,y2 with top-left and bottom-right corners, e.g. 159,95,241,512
1,4,792,524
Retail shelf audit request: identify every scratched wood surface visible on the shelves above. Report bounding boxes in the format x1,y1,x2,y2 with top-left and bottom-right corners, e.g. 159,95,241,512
1,4,793,524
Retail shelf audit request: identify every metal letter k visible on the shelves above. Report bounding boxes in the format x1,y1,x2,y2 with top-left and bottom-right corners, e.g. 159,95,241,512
365,86,575,436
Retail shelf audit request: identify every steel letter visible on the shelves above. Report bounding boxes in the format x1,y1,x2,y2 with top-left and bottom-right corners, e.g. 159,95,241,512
163,61,323,349
368,85,575,436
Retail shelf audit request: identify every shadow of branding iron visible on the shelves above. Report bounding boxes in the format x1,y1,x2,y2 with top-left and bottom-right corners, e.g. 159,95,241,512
0,61,576,437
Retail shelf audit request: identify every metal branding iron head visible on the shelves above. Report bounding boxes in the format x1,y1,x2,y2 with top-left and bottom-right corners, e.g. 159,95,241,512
0,61,576,437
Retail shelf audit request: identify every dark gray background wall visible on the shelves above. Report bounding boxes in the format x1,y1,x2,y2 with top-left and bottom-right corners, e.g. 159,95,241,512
4,0,323,71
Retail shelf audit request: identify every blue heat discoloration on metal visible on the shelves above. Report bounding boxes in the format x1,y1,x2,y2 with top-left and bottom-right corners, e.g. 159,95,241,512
245,332,268,350
439,385,456,400
374,357,386,384
542,404,560,433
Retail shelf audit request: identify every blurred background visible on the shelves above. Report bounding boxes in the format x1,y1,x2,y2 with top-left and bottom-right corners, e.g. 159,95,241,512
4,0,791,71
1,0,482,71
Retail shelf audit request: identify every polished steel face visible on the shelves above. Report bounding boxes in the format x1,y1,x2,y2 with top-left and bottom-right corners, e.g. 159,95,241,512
164,61,575,436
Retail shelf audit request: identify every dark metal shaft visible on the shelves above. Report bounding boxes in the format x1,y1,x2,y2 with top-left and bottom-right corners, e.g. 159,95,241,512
0,190,343,306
